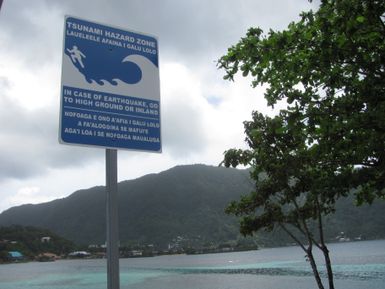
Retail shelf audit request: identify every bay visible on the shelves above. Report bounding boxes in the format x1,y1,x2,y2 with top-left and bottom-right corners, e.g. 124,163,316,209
1,239,384,289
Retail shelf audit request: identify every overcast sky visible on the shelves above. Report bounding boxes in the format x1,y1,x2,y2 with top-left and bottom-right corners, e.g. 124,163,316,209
0,0,318,213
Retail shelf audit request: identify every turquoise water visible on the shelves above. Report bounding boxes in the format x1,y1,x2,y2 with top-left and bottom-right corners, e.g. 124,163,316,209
1,240,384,289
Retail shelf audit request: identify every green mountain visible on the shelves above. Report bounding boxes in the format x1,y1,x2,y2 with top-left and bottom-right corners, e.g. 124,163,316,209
0,164,384,248
0,225,77,261
0,165,252,247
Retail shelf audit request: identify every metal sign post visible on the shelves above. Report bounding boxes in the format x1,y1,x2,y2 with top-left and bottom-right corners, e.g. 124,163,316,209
106,149,119,289
60,16,161,289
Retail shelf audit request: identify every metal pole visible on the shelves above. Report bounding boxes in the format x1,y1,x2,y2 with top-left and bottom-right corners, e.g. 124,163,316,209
106,148,120,289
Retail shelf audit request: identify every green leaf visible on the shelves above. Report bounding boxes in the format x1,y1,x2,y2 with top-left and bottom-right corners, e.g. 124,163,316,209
356,16,365,23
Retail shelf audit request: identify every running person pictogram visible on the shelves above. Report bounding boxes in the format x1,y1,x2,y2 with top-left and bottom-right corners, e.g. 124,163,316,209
67,45,86,68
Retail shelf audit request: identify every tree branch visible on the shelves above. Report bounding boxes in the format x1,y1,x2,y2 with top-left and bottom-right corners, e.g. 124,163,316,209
279,223,307,252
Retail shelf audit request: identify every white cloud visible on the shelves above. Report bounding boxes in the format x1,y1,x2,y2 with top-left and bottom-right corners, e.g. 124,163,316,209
7,186,44,207
160,61,210,155
0,0,319,212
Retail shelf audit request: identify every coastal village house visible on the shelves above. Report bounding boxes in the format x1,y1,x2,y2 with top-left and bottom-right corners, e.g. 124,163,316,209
8,251,24,261
41,236,51,243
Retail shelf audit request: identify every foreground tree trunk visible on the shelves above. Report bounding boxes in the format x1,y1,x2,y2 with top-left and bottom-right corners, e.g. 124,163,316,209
307,247,325,289
280,224,326,289
322,245,334,289
316,199,335,289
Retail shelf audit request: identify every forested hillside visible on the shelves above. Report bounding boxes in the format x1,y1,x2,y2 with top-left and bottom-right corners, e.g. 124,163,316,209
0,225,76,261
0,165,384,249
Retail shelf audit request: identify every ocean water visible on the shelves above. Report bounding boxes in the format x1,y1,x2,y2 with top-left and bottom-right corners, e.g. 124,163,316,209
1,239,384,289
